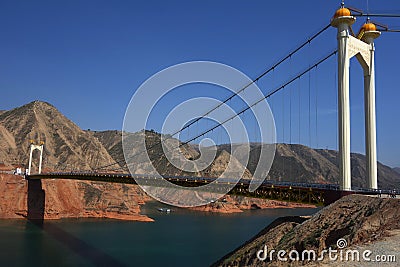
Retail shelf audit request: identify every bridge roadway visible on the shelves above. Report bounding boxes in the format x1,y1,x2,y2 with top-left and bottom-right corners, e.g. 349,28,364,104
26,172,386,206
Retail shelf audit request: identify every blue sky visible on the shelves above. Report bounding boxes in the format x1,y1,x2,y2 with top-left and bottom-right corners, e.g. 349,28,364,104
1,0,400,167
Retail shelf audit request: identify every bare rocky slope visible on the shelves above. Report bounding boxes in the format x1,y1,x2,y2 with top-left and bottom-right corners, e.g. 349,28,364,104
213,194,400,266
0,101,252,178
0,101,116,170
218,143,400,189
92,130,253,178
94,132,400,189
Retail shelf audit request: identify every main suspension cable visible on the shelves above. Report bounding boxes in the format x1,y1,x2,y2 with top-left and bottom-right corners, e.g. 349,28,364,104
181,50,338,146
93,24,332,171
113,49,338,173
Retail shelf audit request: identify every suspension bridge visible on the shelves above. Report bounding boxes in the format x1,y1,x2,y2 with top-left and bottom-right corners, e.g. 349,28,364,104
25,4,400,206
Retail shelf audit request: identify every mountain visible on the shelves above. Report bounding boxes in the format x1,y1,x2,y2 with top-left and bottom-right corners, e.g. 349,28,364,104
0,101,116,170
95,133,400,189
218,143,400,189
0,101,252,178
92,130,253,178
394,167,400,174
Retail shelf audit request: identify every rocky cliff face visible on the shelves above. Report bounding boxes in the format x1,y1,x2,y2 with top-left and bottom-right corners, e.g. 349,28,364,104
0,101,116,170
213,194,400,266
0,173,153,221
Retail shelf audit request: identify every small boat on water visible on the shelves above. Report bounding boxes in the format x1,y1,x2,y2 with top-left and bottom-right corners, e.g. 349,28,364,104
157,207,172,213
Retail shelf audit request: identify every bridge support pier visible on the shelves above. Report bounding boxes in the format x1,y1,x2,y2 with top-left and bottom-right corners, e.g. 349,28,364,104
331,5,380,191
363,32,380,190
331,8,355,191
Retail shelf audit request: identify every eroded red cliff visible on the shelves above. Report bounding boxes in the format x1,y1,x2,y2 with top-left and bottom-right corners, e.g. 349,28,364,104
0,173,153,221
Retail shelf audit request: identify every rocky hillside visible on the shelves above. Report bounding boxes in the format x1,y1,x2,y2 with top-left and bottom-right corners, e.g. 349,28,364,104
0,101,116,171
0,101,252,178
95,131,400,189
213,194,400,266
219,143,400,189
93,130,253,178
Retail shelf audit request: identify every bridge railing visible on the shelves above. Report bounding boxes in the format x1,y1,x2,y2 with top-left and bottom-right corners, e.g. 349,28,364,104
26,171,399,196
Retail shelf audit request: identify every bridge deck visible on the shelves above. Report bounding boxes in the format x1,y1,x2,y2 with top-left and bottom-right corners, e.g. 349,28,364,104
26,172,390,206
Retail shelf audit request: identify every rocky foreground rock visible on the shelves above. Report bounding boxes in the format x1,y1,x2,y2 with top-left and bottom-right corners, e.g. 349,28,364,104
213,194,400,266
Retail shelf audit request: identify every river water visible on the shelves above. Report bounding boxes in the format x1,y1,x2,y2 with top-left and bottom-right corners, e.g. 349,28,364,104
0,202,319,267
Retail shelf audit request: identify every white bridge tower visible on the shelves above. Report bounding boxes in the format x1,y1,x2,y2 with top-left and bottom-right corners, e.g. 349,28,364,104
28,140,44,175
331,4,380,190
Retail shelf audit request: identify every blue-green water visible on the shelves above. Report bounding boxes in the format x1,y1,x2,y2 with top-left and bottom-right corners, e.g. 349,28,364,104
0,203,319,267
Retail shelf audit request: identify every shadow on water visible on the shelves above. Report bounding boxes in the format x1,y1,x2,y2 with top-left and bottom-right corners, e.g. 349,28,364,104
26,179,127,267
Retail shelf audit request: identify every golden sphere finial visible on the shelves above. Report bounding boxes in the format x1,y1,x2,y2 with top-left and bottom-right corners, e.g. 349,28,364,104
333,7,351,19
358,21,380,41
361,22,377,32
